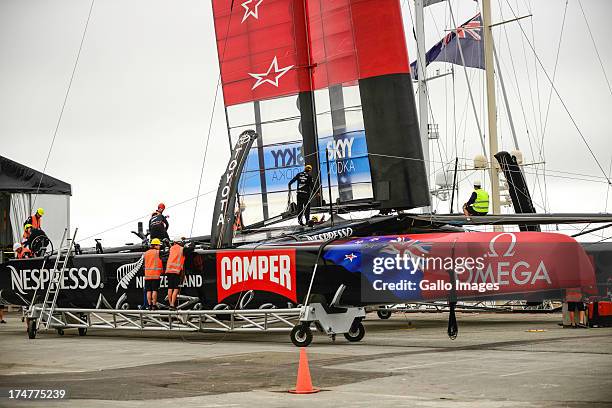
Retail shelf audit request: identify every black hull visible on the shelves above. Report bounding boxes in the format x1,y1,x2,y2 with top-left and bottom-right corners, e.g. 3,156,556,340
0,245,359,310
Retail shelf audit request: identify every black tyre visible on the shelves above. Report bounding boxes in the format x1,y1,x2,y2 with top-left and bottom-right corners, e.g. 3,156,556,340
78,328,87,336
344,322,365,342
57,328,64,336
377,310,392,320
27,319,37,339
290,324,313,347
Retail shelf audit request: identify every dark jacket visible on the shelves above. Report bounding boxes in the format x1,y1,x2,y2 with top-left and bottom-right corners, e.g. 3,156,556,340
288,171,313,195
149,212,169,239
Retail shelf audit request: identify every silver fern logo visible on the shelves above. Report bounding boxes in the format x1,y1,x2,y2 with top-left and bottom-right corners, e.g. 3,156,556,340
116,256,144,292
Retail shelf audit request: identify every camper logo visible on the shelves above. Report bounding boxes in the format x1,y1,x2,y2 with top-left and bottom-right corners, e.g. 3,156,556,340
216,249,297,302
116,256,144,292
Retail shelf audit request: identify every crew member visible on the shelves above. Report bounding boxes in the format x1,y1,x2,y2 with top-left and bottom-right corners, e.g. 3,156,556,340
233,208,243,232
13,243,32,259
21,224,32,245
165,239,186,310
565,287,586,328
22,224,45,252
144,238,164,310
307,214,326,227
149,203,169,243
463,181,489,217
288,164,314,226
24,208,44,230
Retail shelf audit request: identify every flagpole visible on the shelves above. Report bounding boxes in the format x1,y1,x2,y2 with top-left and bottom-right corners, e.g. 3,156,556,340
482,0,502,219
415,0,431,213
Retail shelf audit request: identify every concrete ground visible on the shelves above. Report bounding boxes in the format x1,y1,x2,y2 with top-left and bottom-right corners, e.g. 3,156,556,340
0,311,611,408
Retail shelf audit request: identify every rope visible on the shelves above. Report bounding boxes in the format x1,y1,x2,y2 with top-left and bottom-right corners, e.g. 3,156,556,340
189,0,236,237
77,188,217,244
577,0,612,99
30,0,95,212
539,0,569,213
504,0,612,187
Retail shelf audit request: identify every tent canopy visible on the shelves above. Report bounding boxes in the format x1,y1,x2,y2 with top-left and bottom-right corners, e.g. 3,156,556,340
0,156,71,195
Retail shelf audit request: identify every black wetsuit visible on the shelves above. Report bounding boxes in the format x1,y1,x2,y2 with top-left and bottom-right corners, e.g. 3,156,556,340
149,212,169,241
289,171,313,225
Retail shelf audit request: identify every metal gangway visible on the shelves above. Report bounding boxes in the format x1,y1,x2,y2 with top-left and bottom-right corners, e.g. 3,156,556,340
26,305,302,338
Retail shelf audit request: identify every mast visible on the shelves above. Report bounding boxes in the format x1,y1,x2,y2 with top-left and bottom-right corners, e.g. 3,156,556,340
415,0,431,212
482,0,501,216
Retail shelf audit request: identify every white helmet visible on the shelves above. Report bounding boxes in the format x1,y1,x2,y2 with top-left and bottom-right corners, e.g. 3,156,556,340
473,180,482,187
13,243,21,251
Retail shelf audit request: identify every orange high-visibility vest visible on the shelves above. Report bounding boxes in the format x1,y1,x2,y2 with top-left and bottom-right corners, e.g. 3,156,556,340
17,247,32,259
144,249,163,280
165,244,184,275
565,287,582,302
30,214,41,229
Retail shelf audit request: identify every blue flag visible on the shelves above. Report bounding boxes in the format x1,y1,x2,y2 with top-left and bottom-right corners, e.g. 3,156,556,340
411,13,484,80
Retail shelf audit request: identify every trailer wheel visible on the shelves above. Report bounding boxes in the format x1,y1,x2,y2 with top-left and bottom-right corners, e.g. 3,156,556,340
57,329,64,336
377,310,392,320
78,328,87,337
290,324,313,347
27,319,37,339
344,322,365,342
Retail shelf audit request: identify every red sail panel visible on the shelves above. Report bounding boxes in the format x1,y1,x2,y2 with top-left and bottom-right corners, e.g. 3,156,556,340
212,0,411,106
351,0,410,78
307,0,410,89
212,0,311,106
307,0,358,88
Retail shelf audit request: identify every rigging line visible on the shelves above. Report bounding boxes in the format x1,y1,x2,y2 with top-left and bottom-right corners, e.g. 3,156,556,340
431,154,610,181
494,4,546,210
189,76,221,237
540,0,568,151
504,0,612,187
577,0,612,99
583,234,612,245
539,0,568,214
498,3,535,156
528,1,544,143
30,0,95,213
494,32,546,207
77,188,218,244
446,0,487,156
514,1,540,150
605,156,612,213
189,0,236,237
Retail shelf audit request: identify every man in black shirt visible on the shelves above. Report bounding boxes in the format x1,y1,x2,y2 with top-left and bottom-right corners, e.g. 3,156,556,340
149,202,169,242
288,164,314,226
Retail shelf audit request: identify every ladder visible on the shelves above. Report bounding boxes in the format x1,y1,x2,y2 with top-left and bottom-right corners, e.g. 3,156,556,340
38,228,78,330
27,228,68,316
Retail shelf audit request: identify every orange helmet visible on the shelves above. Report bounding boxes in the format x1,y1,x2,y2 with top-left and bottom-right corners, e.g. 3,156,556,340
157,203,166,211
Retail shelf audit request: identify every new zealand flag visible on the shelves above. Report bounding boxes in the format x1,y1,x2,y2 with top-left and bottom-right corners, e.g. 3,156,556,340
410,13,484,80
324,236,431,301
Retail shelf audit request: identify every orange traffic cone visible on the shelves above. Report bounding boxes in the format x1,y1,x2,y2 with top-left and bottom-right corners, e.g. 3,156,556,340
288,347,320,394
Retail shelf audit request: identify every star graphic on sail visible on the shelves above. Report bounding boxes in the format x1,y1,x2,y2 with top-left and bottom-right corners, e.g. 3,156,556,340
248,56,294,90
241,0,263,23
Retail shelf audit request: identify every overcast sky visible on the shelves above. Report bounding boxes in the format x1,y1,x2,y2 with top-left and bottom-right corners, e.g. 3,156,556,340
1,0,611,247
